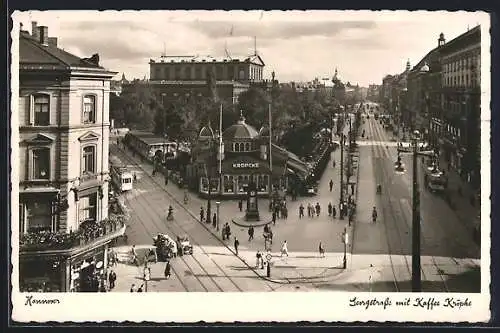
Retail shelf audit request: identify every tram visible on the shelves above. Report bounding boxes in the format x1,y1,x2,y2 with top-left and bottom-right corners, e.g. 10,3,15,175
109,155,133,192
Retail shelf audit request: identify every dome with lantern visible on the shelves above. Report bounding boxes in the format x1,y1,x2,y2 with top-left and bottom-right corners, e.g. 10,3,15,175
222,111,259,140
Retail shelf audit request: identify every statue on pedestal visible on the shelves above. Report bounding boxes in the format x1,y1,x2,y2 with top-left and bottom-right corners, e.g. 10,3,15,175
245,176,260,221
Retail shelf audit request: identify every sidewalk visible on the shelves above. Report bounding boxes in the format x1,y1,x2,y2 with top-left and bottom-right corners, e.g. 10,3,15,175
439,157,481,228
106,246,480,292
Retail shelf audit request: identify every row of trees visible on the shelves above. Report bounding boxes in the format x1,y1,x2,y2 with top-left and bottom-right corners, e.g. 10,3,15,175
110,80,361,157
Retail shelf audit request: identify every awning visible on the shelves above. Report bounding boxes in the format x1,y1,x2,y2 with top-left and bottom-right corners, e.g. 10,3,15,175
20,187,59,194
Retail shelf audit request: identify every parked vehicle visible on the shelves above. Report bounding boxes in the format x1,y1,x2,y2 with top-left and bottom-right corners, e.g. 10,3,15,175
153,233,178,261
176,235,193,256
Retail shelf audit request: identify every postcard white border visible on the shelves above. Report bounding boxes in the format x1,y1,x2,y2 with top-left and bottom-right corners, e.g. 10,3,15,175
10,10,491,323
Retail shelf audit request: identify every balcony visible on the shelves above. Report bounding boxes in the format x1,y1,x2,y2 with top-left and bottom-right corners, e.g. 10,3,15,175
20,213,127,252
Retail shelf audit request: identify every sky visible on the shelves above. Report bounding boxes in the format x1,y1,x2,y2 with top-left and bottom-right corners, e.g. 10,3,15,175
13,10,489,87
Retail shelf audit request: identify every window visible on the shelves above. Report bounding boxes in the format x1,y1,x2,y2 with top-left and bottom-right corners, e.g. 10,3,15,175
32,148,50,180
195,66,202,80
83,95,96,124
234,143,239,152
26,201,52,232
82,146,96,174
33,95,50,126
216,66,223,80
79,193,97,223
175,66,181,80
164,67,170,80
245,143,250,151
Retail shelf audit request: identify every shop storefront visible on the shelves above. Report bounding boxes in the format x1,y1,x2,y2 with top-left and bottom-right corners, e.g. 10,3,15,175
19,223,125,292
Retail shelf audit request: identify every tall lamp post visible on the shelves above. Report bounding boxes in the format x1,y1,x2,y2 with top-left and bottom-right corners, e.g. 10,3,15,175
339,106,345,220
411,130,421,292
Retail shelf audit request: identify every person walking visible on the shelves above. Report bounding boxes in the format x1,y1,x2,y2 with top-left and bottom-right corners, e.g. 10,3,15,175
164,260,171,279
248,226,254,241
332,159,336,168
131,245,138,266
200,207,205,222
328,202,333,217
234,237,240,255
280,240,289,257
329,179,334,192
319,241,325,257
238,200,243,212
108,270,117,290
272,211,276,225
212,213,217,228
256,250,262,269
225,223,231,240
130,284,136,292
315,202,321,217
299,204,304,219
332,205,337,219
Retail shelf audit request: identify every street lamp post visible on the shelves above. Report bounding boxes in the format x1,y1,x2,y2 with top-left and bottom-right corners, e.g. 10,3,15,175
339,107,345,220
216,201,220,231
411,130,422,292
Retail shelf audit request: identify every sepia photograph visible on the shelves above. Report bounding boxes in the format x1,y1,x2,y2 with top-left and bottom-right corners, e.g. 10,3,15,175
10,9,490,322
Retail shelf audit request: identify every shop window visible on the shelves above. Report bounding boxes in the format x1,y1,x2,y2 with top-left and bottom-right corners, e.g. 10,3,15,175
238,176,244,192
32,148,50,180
82,145,96,175
20,259,62,292
83,95,96,124
79,193,97,223
201,177,209,192
26,201,53,232
32,94,50,126
224,176,234,193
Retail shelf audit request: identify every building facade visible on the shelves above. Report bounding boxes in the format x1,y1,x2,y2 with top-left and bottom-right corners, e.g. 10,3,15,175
407,34,444,142
18,23,123,292
147,54,265,105
438,26,481,189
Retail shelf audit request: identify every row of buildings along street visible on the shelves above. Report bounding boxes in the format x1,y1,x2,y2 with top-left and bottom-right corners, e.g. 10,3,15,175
16,17,481,293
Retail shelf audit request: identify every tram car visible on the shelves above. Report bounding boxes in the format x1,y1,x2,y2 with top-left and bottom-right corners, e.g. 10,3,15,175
124,131,178,164
422,160,447,193
109,155,133,192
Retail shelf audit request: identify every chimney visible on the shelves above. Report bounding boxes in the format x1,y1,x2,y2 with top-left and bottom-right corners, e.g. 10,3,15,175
48,37,58,48
38,26,49,46
31,21,39,40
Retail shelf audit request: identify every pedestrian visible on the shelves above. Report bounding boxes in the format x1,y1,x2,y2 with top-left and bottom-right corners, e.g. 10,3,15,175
200,207,205,222
226,223,231,240
332,159,336,168
248,226,254,241
133,172,137,183
137,284,144,292
131,245,138,265
351,184,355,195
238,200,243,212
108,270,117,290
329,179,334,192
212,213,217,228
283,206,288,219
307,203,311,218
332,206,337,219
281,240,289,257
319,241,325,257
234,237,240,255
130,284,136,292
315,202,321,217
272,211,276,225
328,202,333,216
164,260,171,279
256,250,262,268
299,204,304,219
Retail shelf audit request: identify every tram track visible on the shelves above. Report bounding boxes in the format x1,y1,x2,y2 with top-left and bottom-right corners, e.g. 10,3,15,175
369,118,449,292
110,144,276,292
367,118,409,292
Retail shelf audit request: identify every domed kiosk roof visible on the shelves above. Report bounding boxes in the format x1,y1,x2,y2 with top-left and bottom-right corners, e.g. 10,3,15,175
223,112,259,140
199,125,215,139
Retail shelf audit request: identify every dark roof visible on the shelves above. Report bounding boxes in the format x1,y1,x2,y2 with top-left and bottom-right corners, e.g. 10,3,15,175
20,32,104,70
222,117,259,140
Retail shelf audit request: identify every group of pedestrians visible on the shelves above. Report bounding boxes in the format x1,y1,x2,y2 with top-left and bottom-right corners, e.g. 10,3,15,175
270,200,288,224
298,202,322,219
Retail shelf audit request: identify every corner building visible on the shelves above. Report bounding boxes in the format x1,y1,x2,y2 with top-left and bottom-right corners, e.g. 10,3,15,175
18,23,122,292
